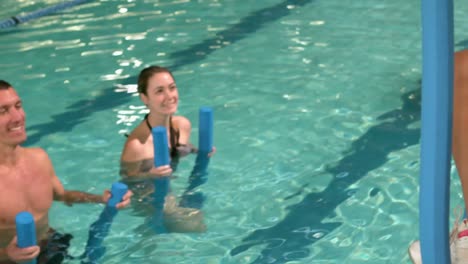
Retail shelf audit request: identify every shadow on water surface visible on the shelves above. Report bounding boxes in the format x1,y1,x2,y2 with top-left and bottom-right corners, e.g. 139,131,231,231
230,86,421,263
24,0,316,144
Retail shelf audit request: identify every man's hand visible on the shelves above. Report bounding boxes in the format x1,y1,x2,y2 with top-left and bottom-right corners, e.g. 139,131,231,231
6,236,40,263
102,189,133,209
208,146,216,157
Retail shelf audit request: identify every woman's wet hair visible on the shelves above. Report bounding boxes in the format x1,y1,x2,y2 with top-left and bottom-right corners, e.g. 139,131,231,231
137,66,174,95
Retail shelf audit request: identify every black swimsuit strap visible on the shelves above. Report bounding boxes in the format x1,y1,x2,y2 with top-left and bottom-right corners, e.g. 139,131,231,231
125,114,151,137
144,114,152,130
169,116,180,158
145,114,180,158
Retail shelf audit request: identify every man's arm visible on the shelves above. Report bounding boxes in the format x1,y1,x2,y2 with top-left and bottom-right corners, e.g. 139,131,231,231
42,151,105,205
51,173,104,205
36,148,131,208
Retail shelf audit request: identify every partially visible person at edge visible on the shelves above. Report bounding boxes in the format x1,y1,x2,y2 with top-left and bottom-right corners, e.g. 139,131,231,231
0,80,133,264
409,50,468,263
120,65,215,233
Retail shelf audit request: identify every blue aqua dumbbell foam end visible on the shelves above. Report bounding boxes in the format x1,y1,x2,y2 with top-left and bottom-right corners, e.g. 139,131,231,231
199,107,213,153
16,211,37,247
152,126,170,204
107,182,129,207
83,182,128,262
151,126,170,233
178,106,213,209
152,126,170,167
16,211,37,264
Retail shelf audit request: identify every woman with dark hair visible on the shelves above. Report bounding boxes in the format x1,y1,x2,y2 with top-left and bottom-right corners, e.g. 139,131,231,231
120,66,215,233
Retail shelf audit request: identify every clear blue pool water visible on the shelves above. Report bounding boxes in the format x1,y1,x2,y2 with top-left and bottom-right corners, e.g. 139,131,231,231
1,0,468,263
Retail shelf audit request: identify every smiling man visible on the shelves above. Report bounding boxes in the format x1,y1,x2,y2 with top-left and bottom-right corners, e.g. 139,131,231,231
0,80,132,264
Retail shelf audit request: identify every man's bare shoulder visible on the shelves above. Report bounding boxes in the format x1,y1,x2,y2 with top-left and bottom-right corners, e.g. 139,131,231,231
22,147,51,164
23,147,49,159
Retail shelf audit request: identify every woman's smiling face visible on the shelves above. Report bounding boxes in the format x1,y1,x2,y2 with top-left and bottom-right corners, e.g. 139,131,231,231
140,72,179,116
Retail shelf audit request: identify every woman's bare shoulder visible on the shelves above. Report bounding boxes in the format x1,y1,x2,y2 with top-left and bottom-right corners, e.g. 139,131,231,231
172,115,191,130
121,124,153,162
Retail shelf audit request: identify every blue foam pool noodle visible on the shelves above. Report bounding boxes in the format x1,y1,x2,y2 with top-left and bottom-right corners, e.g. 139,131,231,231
151,126,170,204
82,182,128,263
195,107,214,175
152,126,170,167
198,107,213,153
151,126,170,233
179,107,214,209
15,211,37,264
107,182,129,207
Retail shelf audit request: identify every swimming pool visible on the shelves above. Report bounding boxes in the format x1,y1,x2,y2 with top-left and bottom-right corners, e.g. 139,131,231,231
2,0,468,263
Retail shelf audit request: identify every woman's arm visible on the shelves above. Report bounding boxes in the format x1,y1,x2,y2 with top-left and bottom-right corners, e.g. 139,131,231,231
120,160,172,182
174,115,192,145
175,115,216,157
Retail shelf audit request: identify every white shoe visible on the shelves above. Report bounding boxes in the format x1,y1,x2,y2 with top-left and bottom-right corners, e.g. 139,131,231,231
408,240,422,264
409,209,468,264
452,218,468,263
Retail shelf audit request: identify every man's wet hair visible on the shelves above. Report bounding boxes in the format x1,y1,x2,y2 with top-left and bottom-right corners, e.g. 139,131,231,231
0,80,12,90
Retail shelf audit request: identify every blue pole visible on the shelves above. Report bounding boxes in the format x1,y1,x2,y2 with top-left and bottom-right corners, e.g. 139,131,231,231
0,0,90,29
82,182,128,264
151,126,170,233
15,212,37,264
420,0,454,262
180,107,214,209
